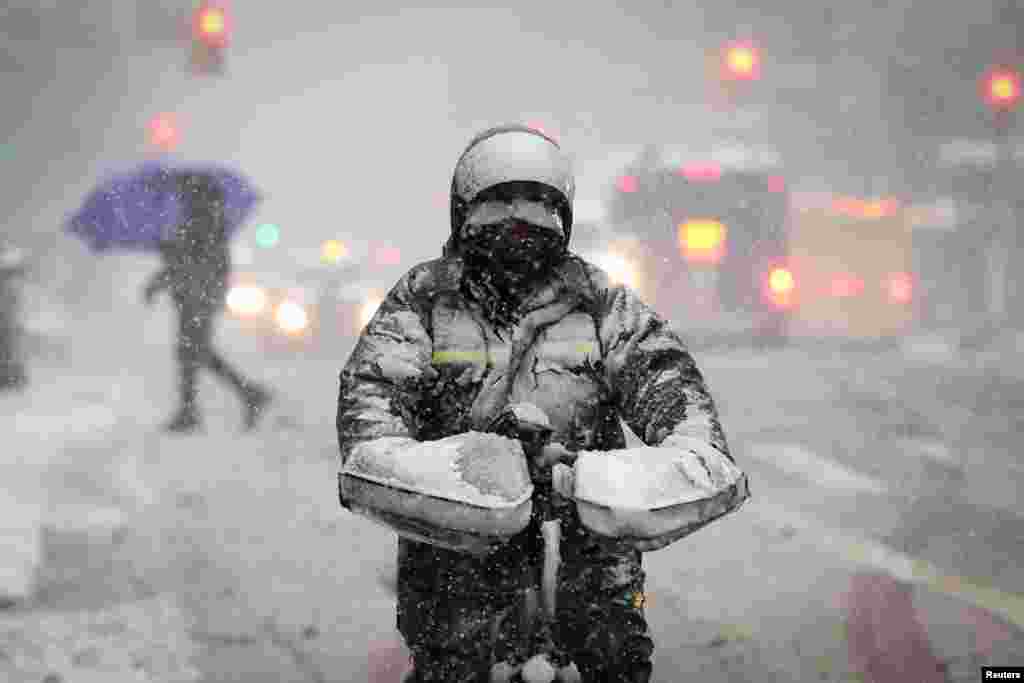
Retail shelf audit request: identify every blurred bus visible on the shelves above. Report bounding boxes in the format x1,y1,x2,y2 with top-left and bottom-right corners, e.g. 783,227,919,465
601,144,920,346
603,143,792,347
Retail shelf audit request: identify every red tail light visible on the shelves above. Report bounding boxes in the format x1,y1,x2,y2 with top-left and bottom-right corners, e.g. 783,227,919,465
887,272,913,304
830,274,865,298
679,163,722,182
982,67,1021,111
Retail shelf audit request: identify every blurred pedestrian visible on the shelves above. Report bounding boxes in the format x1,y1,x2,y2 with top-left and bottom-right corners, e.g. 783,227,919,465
143,172,272,432
0,242,28,391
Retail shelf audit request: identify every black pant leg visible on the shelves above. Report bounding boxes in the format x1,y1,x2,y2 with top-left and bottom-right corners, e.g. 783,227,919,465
175,299,209,410
555,517,655,682
396,533,537,682
202,319,251,395
178,296,253,403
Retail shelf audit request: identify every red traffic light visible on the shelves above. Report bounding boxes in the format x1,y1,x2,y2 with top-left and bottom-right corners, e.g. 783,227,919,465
722,41,761,81
148,113,179,151
981,67,1021,110
194,3,230,48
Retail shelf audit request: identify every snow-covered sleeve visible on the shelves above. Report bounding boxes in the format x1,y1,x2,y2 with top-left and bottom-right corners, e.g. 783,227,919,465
593,271,732,461
336,269,437,469
572,265,749,548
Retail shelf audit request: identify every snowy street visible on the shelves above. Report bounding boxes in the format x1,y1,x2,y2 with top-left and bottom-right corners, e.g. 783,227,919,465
4,2,1024,681
3,310,1022,682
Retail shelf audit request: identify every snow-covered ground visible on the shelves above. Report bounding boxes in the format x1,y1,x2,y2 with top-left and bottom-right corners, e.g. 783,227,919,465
3,307,1023,681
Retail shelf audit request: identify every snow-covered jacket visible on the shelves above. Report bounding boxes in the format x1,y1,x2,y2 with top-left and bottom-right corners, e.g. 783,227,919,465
337,253,749,520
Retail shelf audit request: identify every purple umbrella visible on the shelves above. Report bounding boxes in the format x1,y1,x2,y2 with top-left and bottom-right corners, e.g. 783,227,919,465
65,159,262,253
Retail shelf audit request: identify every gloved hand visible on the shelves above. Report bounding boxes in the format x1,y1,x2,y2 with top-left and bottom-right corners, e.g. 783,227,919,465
551,463,574,499
535,442,576,469
538,442,577,500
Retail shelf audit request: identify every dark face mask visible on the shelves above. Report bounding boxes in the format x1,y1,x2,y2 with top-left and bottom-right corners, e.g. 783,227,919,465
460,220,565,283
458,221,566,326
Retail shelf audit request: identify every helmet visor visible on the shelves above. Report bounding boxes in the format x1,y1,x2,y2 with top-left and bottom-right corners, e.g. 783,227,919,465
463,199,564,236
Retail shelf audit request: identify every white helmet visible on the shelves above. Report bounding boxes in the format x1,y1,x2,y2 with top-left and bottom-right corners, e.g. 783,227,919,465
448,125,575,248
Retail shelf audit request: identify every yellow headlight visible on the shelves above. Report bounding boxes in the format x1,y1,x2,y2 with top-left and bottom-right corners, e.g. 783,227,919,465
226,286,267,316
321,239,349,264
275,300,309,335
359,296,383,328
591,252,640,291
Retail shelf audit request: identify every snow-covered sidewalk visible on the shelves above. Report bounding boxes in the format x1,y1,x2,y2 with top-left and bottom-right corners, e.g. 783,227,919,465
0,367,153,604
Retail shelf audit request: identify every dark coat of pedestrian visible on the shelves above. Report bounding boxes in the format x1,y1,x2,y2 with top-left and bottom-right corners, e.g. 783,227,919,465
143,172,271,432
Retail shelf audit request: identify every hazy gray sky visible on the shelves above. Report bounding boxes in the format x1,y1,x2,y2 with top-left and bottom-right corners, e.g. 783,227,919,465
3,1,1019,273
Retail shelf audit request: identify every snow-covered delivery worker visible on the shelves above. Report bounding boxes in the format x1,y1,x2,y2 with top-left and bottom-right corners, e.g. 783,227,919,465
337,124,750,682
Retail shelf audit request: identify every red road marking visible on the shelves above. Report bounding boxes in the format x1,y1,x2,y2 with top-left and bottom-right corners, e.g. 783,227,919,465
842,572,947,682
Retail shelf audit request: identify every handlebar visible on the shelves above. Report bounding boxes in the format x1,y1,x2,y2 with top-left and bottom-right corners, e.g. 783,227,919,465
486,403,578,516
486,403,553,460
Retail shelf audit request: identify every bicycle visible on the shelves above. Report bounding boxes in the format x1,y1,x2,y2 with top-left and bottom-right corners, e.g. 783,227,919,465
483,404,581,683
397,403,581,683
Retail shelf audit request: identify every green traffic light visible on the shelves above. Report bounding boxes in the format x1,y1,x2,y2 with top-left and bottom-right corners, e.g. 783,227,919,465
255,223,280,248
